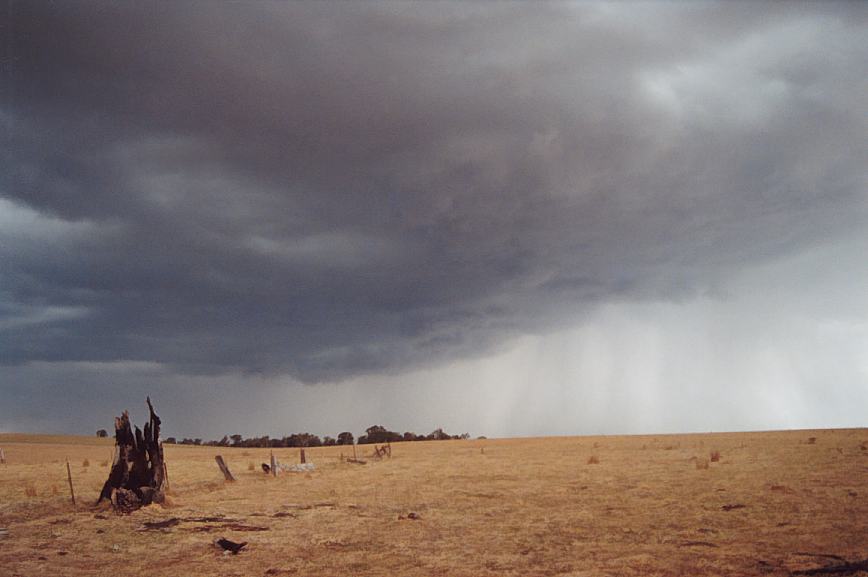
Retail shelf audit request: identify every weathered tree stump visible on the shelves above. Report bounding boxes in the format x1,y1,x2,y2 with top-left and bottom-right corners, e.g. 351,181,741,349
97,397,167,512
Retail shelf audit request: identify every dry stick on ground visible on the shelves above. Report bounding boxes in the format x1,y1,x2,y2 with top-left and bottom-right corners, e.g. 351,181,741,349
215,538,247,554
97,397,167,510
214,456,235,482
66,459,76,506
791,557,868,575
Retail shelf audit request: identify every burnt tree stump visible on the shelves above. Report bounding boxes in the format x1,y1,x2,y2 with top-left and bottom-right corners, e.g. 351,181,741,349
97,397,167,511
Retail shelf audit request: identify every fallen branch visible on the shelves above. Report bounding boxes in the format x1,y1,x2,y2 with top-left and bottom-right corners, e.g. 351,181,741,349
215,537,247,554
794,553,847,563
680,541,718,548
139,518,181,530
791,558,868,575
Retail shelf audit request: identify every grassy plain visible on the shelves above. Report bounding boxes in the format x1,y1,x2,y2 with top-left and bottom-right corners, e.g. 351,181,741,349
0,429,866,576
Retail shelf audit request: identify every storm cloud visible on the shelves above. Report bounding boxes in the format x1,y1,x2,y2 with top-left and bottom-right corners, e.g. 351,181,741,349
2,2,866,436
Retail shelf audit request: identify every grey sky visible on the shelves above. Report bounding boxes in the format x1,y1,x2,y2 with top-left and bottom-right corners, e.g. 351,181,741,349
1,2,866,439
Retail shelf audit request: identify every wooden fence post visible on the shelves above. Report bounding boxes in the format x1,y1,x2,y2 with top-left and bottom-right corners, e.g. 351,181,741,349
300,448,306,464
0,448,5,464
66,459,76,506
270,451,277,477
215,455,236,481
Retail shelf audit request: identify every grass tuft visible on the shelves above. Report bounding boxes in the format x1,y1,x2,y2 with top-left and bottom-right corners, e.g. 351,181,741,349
587,455,599,465
710,451,721,462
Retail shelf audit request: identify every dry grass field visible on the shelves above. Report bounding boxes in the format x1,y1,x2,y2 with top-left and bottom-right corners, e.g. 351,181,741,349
1,429,866,577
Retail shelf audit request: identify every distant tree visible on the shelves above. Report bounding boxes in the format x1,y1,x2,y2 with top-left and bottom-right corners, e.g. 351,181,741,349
323,436,336,446
230,434,243,446
283,433,321,447
360,425,403,444
96,429,108,438
164,437,177,444
337,432,354,445
193,438,202,445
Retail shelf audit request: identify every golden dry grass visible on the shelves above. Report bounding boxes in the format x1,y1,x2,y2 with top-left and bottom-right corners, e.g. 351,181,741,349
1,429,866,576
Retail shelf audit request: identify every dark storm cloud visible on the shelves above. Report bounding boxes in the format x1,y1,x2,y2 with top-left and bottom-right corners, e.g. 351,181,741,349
2,1,867,381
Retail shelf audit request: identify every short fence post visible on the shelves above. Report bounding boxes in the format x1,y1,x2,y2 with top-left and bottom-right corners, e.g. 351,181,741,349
66,459,76,506
215,455,236,481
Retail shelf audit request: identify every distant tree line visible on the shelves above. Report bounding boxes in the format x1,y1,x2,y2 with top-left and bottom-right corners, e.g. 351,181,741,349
357,425,469,444
162,425,470,447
